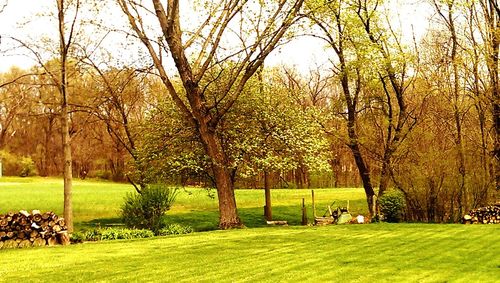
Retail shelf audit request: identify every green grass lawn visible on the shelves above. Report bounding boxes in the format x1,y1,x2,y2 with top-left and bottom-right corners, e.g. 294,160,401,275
1,177,499,282
0,177,368,231
0,224,498,282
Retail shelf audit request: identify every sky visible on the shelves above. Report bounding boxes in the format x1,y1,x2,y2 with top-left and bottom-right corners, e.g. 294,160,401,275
0,0,433,73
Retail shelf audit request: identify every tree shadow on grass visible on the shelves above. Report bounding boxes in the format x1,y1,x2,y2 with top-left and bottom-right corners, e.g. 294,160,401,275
78,200,368,232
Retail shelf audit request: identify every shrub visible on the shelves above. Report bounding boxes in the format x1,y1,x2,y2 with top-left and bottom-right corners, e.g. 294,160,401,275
71,228,154,242
157,224,194,236
121,184,178,232
0,151,37,177
100,228,154,240
94,170,112,180
19,156,37,177
379,190,406,223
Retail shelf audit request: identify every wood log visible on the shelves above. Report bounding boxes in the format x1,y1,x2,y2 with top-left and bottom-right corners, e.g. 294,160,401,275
266,220,288,226
18,239,32,248
30,230,39,239
32,213,42,223
3,239,18,249
32,238,46,247
19,210,30,217
314,217,335,225
57,218,66,227
0,210,71,248
57,231,70,245
41,212,50,220
47,236,58,246
52,225,62,233
465,205,500,224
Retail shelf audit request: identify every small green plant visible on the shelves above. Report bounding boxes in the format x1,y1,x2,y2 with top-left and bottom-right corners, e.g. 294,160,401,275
72,228,155,242
157,224,194,236
70,232,85,243
19,157,37,177
121,184,178,232
379,190,406,223
0,151,37,177
100,228,154,240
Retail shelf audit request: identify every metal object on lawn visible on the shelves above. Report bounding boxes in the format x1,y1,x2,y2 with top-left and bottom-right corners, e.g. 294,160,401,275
311,189,353,225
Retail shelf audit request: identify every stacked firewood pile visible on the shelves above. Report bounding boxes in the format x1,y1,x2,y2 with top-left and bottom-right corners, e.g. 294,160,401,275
0,210,70,248
463,204,500,224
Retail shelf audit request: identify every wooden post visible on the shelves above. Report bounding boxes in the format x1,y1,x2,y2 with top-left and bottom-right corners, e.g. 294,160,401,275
311,190,317,218
301,198,308,225
264,171,272,221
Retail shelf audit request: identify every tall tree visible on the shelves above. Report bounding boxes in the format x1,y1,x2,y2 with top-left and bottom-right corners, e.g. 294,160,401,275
306,0,378,216
117,0,305,229
353,0,418,205
430,0,469,215
56,0,81,232
481,0,500,193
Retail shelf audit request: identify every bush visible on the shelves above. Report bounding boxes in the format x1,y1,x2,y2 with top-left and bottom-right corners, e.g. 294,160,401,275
94,170,112,180
121,184,178,232
71,228,154,242
19,156,37,177
0,151,37,177
100,228,154,240
157,224,194,236
379,190,406,223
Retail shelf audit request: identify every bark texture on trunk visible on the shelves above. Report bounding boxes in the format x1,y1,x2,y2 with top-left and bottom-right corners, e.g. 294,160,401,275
199,123,242,229
57,0,74,233
61,104,73,233
120,0,304,228
264,171,272,221
348,139,376,217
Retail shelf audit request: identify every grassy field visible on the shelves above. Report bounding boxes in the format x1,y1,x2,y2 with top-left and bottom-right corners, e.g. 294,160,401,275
0,224,498,282
0,177,368,231
1,177,499,282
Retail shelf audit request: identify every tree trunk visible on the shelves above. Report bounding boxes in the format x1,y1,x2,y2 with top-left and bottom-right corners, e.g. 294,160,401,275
61,104,73,233
491,21,500,193
264,171,272,221
198,122,242,229
57,0,73,233
349,141,376,217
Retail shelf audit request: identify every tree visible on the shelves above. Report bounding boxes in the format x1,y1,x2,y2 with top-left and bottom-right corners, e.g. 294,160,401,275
306,0,378,216
353,0,419,209
56,0,81,233
429,0,469,215
479,0,500,193
0,68,32,149
0,1,7,14
117,0,305,228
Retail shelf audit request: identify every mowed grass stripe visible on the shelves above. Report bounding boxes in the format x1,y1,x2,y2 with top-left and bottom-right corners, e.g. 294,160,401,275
0,178,498,281
3,224,498,282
